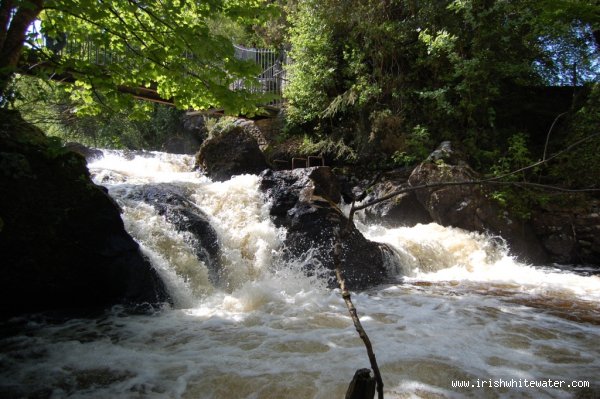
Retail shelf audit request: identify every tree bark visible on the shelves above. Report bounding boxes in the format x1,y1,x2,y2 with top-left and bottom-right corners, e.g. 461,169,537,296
0,0,44,96
0,0,15,46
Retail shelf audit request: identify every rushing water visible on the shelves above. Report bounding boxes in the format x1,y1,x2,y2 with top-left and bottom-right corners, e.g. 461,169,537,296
1,151,599,399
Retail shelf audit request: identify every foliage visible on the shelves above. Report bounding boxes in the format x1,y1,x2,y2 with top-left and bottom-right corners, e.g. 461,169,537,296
531,0,600,85
488,132,538,219
487,81,600,218
204,115,239,139
206,15,263,48
12,75,185,150
284,0,339,126
61,103,185,149
390,125,432,167
283,0,599,168
548,83,600,188
299,135,358,162
6,75,70,137
1,0,277,114
490,133,535,182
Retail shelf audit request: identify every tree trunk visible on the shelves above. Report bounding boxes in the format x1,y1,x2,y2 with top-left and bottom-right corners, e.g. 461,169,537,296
0,0,15,46
0,0,44,96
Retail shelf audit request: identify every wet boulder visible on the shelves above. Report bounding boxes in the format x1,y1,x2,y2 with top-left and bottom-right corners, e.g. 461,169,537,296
260,167,395,289
0,110,168,318
195,126,268,181
64,142,104,161
407,141,547,264
115,183,221,283
358,169,433,227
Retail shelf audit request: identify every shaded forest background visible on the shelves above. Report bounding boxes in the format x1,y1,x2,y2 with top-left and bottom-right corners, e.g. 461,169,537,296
4,0,600,210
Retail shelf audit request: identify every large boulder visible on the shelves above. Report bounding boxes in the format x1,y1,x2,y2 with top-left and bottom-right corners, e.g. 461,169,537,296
195,126,268,181
260,167,395,289
356,169,433,227
0,110,168,318
408,141,548,264
113,183,221,283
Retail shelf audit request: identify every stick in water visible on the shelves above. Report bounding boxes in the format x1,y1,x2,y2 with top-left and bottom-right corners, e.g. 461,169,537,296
334,226,384,399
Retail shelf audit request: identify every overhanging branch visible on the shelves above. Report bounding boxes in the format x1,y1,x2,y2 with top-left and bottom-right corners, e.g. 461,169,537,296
348,132,600,225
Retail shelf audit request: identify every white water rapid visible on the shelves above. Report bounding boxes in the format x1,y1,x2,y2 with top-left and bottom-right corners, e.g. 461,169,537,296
1,150,599,399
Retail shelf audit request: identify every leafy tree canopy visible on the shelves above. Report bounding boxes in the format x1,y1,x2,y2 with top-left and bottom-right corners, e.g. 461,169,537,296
283,0,599,167
0,0,277,114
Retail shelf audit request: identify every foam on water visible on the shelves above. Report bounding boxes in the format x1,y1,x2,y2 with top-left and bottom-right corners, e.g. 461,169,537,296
2,151,599,399
121,201,211,307
360,222,600,301
90,151,287,300
189,174,286,290
2,282,598,398
88,150,200,184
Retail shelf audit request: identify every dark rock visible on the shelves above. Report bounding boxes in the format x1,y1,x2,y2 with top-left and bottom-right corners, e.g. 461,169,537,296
0,110,168,318
260,167,395,289
113,183,221,283
307,166,341,203
366,189,432,227
360,169,433,227
161,135,202,155
64,142,104,161
532,198,600,264
195,126,268,181
345,369,376,399
182,113,208,135
337,173,363,204
425,140,467,165
408,142,548,264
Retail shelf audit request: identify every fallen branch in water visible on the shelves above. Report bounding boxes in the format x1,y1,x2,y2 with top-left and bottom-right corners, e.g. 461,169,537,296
334,226,384,399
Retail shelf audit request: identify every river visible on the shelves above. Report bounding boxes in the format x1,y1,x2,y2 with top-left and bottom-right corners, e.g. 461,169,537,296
1,150,599,398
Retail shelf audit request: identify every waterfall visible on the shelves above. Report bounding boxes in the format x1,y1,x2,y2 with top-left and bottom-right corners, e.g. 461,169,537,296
1,150,599,399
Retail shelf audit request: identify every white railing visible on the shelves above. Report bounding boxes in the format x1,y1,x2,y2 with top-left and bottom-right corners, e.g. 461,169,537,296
34,29,286,106
232,44,287,106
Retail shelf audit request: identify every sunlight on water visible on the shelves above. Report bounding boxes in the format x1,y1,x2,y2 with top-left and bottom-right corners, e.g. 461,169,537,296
190,174,286,290
122,202,212,307
1,151,599,399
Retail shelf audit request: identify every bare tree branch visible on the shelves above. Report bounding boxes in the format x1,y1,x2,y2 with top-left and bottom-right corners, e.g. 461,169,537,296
334,227,384,399
347,132,600,225
542,111,569,161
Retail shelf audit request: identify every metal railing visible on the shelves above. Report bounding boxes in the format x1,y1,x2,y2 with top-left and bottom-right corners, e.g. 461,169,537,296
35,31,286,105
232,44,287,106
